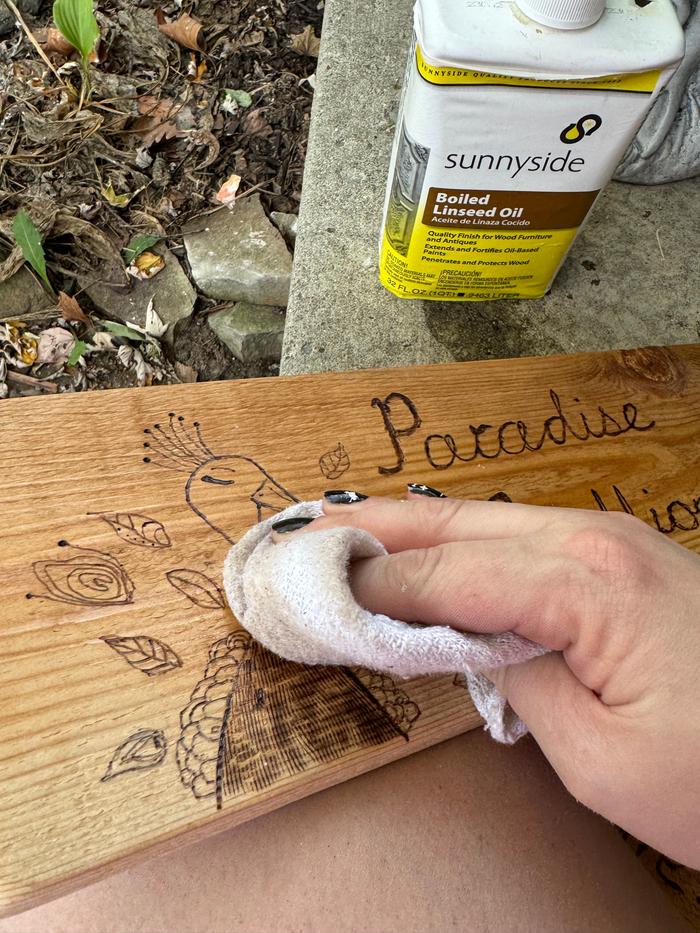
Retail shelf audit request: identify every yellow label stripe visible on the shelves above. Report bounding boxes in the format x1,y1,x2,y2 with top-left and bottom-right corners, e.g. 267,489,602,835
416,46,658,94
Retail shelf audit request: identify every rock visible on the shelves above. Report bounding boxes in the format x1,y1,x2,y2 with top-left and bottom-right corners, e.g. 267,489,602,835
183,196,292,306
270,211,298,248
84,247,195,345
0,0,41,36
0,266,51,315
207,302,285,363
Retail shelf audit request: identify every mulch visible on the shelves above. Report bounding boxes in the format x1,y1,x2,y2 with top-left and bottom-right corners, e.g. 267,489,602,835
0,0,322,393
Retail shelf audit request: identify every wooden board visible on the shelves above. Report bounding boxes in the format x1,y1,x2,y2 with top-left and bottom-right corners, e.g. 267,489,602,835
2,344,700,916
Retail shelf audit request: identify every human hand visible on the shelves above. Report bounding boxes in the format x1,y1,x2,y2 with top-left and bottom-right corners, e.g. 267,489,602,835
274,489,700,868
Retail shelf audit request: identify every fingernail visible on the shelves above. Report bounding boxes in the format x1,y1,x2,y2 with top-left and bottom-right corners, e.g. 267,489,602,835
324,490,368,504
407,483,447,498
271,516,316,534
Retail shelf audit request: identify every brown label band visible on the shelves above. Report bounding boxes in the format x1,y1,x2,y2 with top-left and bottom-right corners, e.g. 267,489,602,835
422,188,599,230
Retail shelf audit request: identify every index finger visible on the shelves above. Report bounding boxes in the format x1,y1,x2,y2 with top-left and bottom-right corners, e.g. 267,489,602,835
274,494,581,554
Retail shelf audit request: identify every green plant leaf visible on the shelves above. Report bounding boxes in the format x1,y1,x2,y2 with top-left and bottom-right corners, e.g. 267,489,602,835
122,234,161,265
52,0,99,64
67,339,88,366
222,88,252,109
11,210,53,294
102,321,146,341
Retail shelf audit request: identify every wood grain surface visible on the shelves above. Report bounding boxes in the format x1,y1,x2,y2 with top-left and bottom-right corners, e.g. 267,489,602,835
2,344,700,917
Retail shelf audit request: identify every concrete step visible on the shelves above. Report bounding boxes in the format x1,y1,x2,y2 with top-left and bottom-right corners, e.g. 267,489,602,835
281,0,699,376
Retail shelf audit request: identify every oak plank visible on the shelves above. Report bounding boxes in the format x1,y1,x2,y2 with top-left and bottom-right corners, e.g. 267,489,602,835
2,344,700,916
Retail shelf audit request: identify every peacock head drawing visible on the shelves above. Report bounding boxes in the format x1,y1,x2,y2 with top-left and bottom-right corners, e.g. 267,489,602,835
143,413,298,543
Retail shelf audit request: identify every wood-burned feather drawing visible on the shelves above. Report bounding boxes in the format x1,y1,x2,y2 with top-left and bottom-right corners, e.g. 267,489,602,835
177,631,421,809
142,413,298,543
28,542,134,606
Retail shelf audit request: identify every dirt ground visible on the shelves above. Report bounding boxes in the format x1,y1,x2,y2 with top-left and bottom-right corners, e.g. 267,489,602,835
0,0,322,395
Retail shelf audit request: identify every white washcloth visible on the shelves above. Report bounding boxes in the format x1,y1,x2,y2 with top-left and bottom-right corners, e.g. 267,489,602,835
223,501,547,743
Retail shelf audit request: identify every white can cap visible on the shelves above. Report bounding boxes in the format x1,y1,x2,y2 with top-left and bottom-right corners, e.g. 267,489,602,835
516,0,606,29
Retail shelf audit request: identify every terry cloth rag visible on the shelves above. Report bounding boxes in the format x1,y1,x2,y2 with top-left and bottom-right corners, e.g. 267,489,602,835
223,501,548,743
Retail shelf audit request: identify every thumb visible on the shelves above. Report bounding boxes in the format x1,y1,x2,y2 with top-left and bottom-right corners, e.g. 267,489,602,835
486,652,607,796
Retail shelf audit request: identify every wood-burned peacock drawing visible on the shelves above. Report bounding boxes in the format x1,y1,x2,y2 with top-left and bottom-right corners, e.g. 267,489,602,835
143,414,421,809
142,412,299,543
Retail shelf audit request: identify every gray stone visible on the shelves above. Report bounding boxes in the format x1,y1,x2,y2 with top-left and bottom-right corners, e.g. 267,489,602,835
281,0,700,375
84,247,195,344
184,196,292,306
208,302,285,363
0,266,52,316
270,211,298,248
0,0,41,36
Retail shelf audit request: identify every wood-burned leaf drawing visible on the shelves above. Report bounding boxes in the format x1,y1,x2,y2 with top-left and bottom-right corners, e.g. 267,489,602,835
101,636,182,675
166,569,225,610
101,729,167,782
319,442,351,480
96,512,172,548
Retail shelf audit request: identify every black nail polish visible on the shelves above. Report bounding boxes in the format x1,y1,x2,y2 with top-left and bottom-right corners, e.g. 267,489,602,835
271,516,316,534
324,490,369,504
407,483,447,498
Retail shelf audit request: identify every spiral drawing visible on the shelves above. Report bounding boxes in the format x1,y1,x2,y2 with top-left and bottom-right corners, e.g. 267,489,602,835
28,541,135,606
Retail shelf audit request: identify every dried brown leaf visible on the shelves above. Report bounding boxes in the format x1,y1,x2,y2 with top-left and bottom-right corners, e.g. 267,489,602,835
158,12,203,51
215,173,241,207
193,129,220,168
186,55,208,83
289,25,320,57
137,94,176,120
242,107,271,138
127,251,165,279
132,96,181,147
174,361,198,383
36,327,75,365
58,291,90,324
20,107,102,144
52,212,125,274
36,27,74,56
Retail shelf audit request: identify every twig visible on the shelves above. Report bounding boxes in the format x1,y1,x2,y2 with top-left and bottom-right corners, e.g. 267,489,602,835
655,228,666,261
0,124,20,186
1,0,65,86
0,309,55,323
5,370,59,393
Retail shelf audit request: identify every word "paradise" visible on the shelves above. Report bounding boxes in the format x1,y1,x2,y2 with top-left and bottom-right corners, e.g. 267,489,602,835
371,389,655,474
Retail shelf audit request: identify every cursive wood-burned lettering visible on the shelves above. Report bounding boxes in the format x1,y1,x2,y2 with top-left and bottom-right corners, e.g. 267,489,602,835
371,388,655,474
1,343,700,917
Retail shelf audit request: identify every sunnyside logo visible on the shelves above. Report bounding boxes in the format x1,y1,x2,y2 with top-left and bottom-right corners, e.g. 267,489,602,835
560,114,603,145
